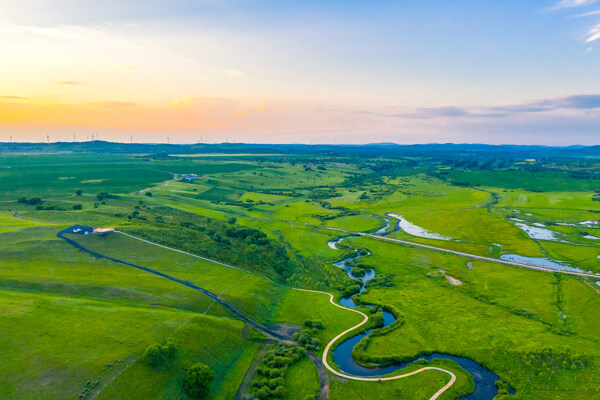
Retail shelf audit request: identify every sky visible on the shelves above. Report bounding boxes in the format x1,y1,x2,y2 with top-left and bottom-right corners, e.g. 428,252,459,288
1,0,599,145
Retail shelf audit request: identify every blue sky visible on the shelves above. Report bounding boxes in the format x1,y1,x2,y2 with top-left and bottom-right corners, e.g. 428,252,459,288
0,0,599,144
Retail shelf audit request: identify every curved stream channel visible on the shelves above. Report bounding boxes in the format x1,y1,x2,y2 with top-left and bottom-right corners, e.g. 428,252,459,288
328,228,515,399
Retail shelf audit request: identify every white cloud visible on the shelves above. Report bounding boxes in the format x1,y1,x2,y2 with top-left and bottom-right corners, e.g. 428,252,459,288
585,23,600,42
574,8,600,16
551,0,597,10
222,68,244,78
0,23,141,49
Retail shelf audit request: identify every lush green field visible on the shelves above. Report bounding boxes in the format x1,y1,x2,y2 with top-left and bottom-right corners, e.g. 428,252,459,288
1,150,599,400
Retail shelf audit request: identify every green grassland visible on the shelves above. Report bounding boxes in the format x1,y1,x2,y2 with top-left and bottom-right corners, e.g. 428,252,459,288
1,151,599,399
329,358,474,400
351,236,600,399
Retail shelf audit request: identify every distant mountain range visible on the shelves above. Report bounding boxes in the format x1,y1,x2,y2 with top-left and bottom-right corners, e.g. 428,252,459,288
0,141,598,158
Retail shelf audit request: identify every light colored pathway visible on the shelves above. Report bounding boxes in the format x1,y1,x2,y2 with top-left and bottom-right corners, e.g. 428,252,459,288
294,288,456,400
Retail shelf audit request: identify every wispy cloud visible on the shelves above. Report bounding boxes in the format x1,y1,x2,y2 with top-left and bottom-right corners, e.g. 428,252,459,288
94,101,136,108
573,8,600,16
57,81,82,85
0,23,141,49
390,106,470,119
492,94,600,113
551,0,597,10
0,95,28,99
222,69,244,78
585,23,600,42
322,94,600,121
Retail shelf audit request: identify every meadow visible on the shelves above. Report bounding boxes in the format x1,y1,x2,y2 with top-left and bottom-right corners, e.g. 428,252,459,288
0,147,599,399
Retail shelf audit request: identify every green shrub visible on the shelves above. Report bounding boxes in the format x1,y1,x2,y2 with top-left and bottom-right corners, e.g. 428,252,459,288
97,192,118,201
183,363,215,399
141,340,176,367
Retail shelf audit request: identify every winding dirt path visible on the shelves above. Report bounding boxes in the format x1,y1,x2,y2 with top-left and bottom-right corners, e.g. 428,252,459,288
138,173,178,194
294,289,456,400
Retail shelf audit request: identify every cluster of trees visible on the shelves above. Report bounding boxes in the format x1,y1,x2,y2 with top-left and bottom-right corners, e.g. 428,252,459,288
365,273,395,289
349,262,373,278
123,212,295,279
17,196,67,211
78,379,99,399
495,380,511,395
208,199,275,209
141,339,176,368
312,207,360,222
441,158,513,170
284,256,360,293
247,344,306,399
293,329,320,351
254,189,302,197
303,320,324,332
369,307,385,329
17,196,42,205
308,188,341,200
97,192,118,201
140,340,214,399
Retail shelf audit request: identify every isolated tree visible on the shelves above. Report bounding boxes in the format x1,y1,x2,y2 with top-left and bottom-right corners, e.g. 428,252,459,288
76,190,82,196
72,204,82,210
145,191,152,197
183,363,214,399
142,344,168,367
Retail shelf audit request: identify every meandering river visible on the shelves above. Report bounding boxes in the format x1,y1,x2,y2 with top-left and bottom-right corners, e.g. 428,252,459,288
327,235,515,399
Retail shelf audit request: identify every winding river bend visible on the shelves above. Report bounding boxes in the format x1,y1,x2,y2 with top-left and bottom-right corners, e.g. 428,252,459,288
328,233,515,400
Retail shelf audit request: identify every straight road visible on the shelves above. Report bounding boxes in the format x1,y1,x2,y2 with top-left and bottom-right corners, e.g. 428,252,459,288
288,221,600,278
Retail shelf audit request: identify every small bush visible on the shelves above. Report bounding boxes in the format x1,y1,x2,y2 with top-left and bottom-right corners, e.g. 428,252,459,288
97,192,118,201
141,340,176,367
183,363,215,399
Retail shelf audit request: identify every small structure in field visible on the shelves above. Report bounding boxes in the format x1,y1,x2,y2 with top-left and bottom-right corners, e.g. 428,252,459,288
93,227,115,235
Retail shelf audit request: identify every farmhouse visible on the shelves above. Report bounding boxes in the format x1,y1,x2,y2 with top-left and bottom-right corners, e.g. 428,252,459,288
183,174,198,181
93,227,116,235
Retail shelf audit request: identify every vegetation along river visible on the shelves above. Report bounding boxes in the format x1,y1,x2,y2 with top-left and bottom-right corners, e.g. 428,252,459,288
328,227,516,400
